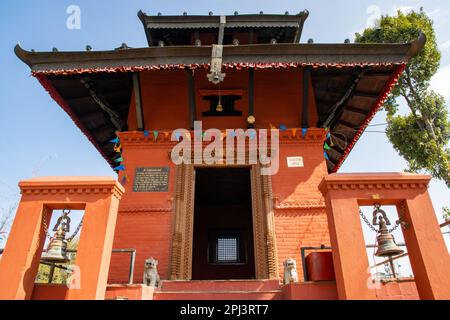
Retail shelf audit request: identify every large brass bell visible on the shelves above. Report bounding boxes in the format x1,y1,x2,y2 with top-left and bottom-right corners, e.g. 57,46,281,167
41,210,71,263
373,207,404,258
41,227,70,263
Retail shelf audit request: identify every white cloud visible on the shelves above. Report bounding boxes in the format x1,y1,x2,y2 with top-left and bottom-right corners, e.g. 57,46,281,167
439,40,450,53
430,64,450,103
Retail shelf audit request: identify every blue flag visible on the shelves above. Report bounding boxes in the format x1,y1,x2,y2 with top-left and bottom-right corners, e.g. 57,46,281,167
114,165,125,171
324,152,330,160
302,128,308,137
109,137,119,144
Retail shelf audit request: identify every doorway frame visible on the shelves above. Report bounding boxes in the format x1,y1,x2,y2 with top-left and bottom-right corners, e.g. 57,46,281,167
169,163,279,280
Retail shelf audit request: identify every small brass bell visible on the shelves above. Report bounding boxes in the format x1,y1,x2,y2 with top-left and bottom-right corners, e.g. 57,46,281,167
216,101,223,112
374,215,404,258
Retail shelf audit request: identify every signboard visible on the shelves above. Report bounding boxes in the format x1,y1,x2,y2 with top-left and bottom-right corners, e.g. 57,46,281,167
133,167,170,192
287,156,304,168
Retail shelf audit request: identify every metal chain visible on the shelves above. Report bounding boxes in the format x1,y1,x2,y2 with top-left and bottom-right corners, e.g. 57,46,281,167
67,218,83,243
359,209,378,232
359,208,401,233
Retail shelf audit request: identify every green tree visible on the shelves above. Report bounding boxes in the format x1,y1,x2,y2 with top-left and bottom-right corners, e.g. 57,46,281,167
355,9,450,186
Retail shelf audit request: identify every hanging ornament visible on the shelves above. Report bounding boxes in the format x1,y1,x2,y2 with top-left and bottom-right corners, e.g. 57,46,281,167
143,130,150,138
153,131,159,141
292,128,297,137
113,143,122,153
324,143,331,151
109,137,120,144
279,124,287,131
324,152,330,160
216,83,223,112
114,156,124,163
302,128,308,137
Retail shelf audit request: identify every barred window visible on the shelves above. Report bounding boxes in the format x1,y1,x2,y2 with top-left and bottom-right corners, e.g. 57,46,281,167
216,235,239,263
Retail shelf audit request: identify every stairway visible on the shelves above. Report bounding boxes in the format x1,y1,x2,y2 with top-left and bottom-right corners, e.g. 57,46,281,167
153,279,283,300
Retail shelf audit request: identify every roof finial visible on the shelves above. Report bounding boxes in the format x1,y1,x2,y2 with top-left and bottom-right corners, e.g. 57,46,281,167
157,12,162,16
209,11,213,16
52,47,59,52
86,45,92,51
259,11,264,15
234,11,239,15
285,11,289,15
183,12,187,16
307,38,314,44
344,39,351,44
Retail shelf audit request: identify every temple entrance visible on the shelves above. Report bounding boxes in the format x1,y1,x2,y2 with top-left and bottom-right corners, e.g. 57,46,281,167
191,167,256,280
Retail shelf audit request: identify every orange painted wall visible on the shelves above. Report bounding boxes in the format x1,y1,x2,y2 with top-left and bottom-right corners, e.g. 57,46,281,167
127,67,318,131
113,67,327,283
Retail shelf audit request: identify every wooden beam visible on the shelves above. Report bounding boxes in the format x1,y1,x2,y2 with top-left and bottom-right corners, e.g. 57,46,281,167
187,69,197,130
338,120,357,131
352,91,379,99
248,68,254,128
132,72,144,131
345,106,367,116
302,67,311,128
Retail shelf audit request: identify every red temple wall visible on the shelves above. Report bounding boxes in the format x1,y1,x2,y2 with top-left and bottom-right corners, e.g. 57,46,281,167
127,68,318,131
107,136,330,283
110,67,327,283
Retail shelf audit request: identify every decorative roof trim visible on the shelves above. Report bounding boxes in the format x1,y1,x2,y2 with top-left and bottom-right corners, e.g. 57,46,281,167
15,40,423,72
318,173,432,196
330,63,406,173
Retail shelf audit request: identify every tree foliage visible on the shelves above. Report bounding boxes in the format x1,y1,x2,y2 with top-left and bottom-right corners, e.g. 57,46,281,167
355,9,450,185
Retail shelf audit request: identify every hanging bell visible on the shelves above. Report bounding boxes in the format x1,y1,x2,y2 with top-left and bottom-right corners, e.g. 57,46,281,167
216,101,223,112
41,227,70,263
374,215,404,257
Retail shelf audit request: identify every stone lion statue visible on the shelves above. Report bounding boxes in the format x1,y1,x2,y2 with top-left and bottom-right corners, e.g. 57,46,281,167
143,257,160,287
283,258,298,285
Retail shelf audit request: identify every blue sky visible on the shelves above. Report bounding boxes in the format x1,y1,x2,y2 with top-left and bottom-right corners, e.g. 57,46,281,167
0,1,449,250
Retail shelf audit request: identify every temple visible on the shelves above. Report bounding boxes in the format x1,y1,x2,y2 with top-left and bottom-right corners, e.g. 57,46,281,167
0,10,449,300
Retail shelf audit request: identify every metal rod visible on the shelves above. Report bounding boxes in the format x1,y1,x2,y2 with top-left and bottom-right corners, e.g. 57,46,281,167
388,256,397,279
112,248,136,285
48,263,56,284
369,252,409,269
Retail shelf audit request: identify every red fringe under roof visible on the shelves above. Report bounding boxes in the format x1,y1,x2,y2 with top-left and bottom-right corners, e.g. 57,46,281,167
31,62,406,172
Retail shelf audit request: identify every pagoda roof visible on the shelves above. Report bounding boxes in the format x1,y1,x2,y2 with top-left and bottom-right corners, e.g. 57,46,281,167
137,10,310,45
14,33,426,173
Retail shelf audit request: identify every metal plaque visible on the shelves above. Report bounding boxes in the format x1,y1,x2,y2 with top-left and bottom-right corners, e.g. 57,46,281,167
133,167,170,192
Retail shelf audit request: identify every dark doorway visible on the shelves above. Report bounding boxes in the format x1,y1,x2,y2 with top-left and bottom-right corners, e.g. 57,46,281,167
192,167,255,280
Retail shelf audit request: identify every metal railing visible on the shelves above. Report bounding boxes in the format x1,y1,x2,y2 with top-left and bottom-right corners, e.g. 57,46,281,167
35,248,137,285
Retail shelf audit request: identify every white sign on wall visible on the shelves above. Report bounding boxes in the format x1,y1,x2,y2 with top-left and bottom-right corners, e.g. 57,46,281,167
287,156,304,168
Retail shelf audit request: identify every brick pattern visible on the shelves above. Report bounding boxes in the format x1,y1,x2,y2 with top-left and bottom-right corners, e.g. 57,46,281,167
274,209,330,281
108,211,172,284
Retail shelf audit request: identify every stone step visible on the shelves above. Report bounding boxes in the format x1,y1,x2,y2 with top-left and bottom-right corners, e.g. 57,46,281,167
159,279,281,292
154,290,283,300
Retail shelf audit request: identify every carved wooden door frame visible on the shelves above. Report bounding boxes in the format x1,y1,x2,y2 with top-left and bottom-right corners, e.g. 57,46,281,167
169,163,279,280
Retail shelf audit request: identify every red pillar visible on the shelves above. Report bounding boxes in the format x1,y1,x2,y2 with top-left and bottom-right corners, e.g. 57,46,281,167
0,177,124,300
399,192,450,300
322,194,376,299
320,173,450,300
